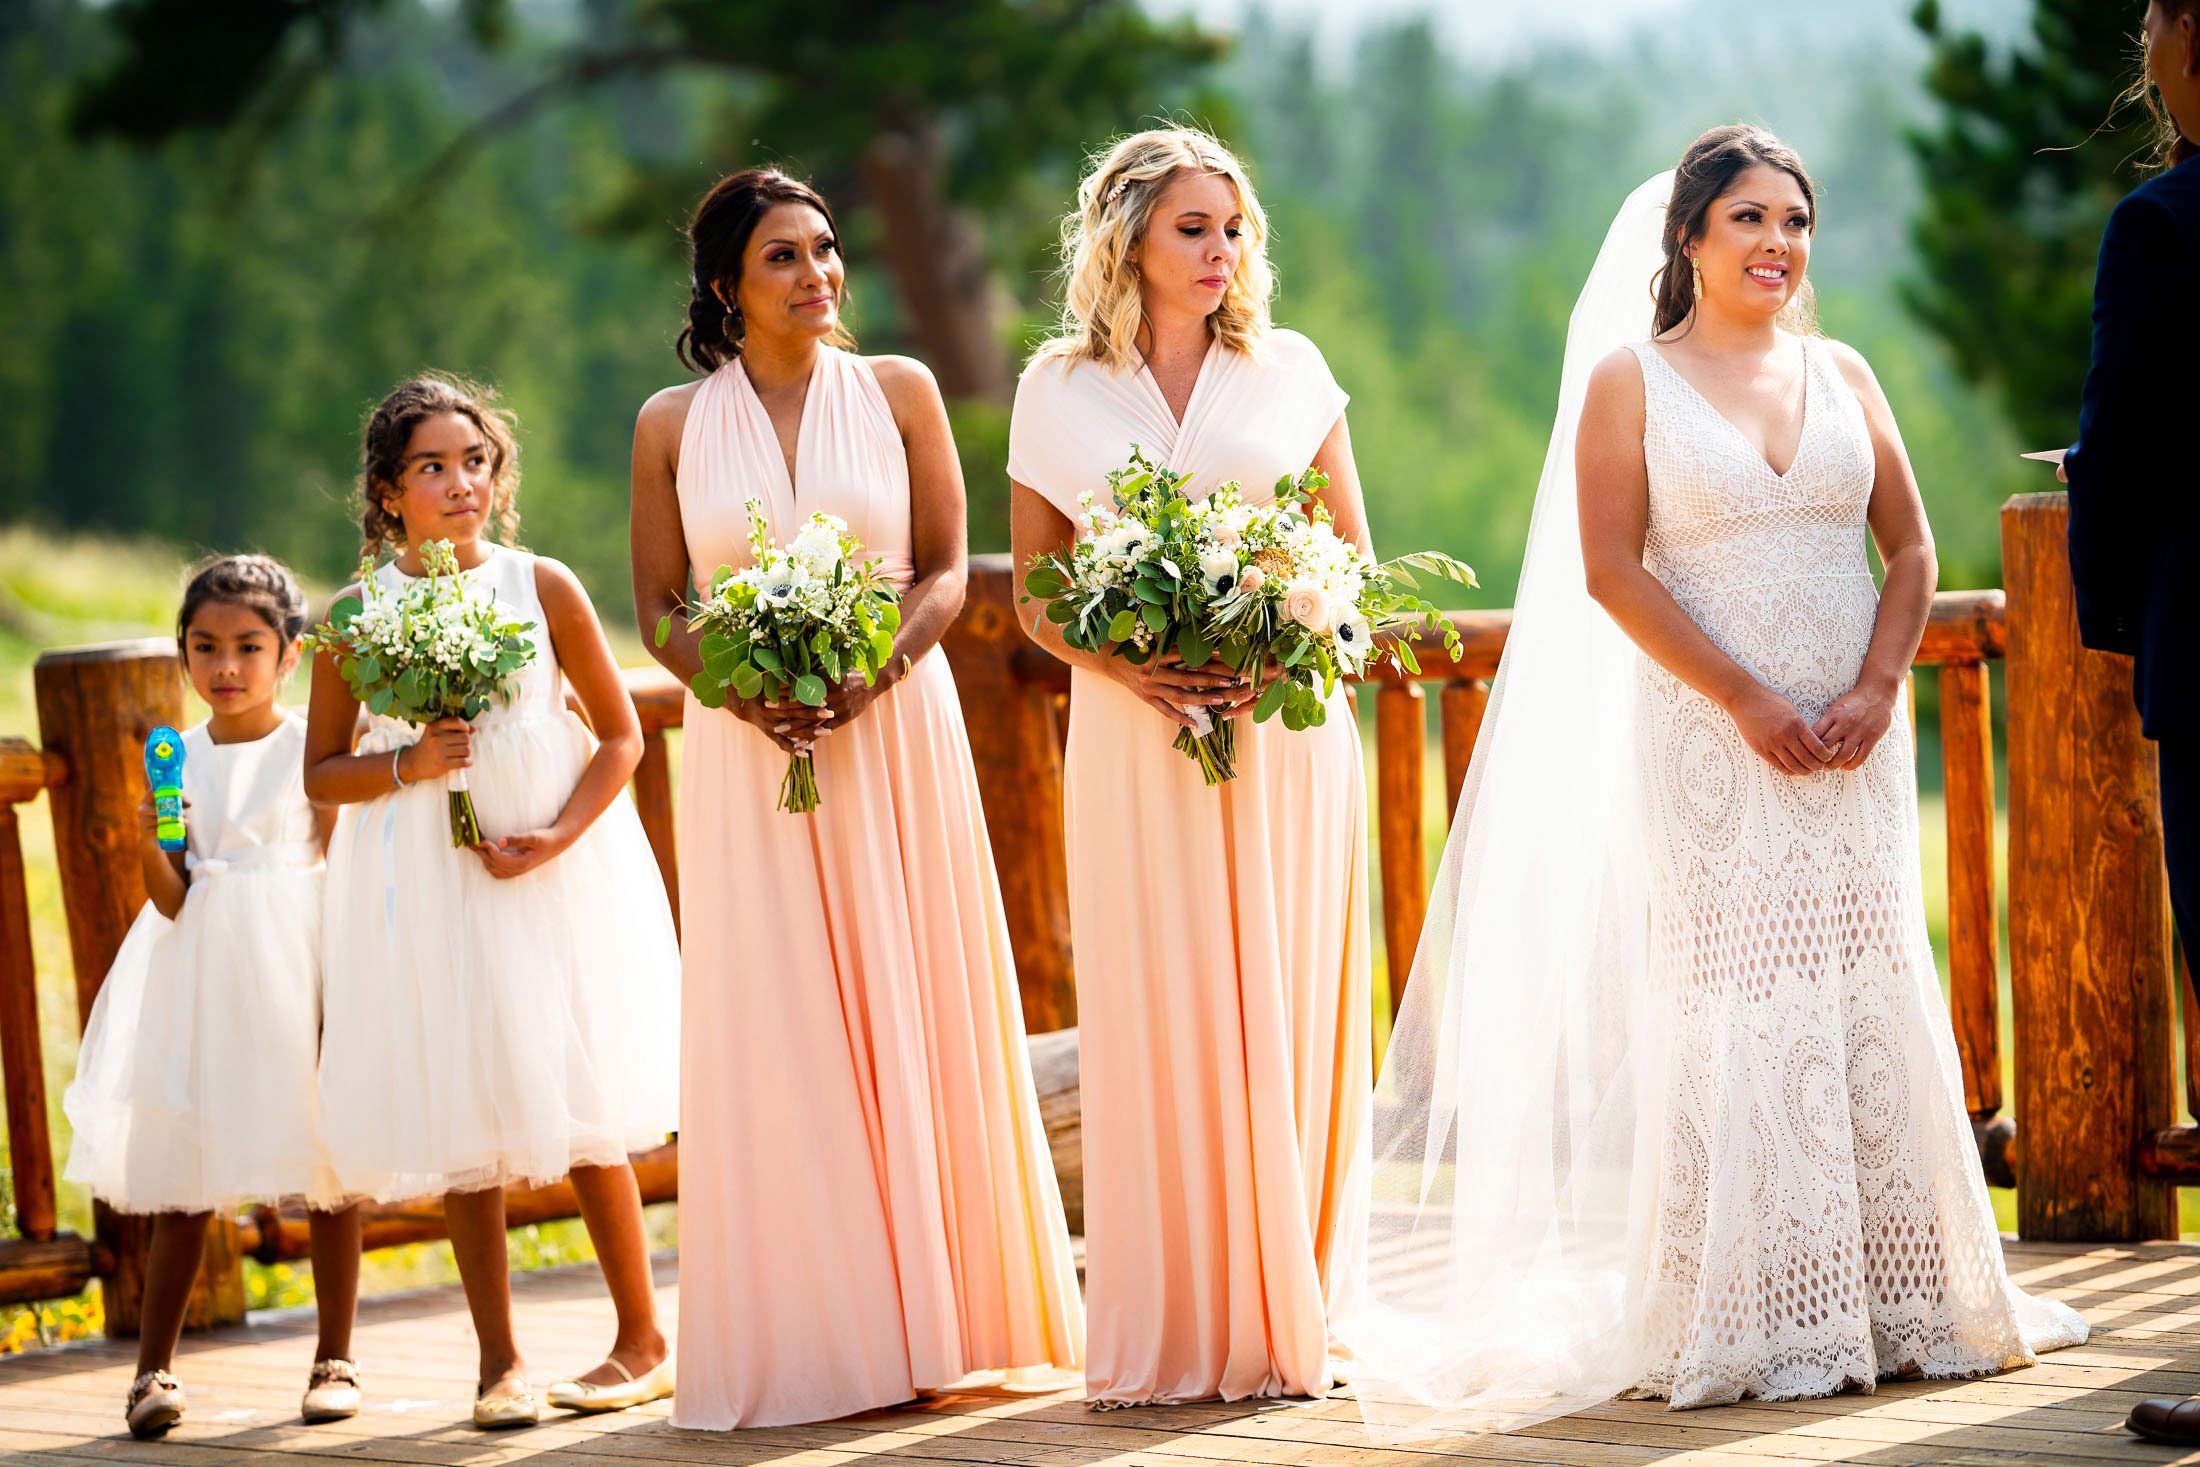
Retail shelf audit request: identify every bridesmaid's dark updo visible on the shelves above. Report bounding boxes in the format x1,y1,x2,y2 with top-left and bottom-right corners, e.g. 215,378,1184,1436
1652,125,1820,338
678,167,854,374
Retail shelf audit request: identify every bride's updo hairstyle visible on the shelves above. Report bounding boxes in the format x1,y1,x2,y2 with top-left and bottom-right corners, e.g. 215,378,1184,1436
1032,125,1274,373
1653,124,1820,338
677,167,854,375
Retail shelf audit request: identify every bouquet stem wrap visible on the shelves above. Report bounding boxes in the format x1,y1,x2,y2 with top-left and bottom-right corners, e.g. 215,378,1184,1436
1173,710,1237,786
446,766,484,847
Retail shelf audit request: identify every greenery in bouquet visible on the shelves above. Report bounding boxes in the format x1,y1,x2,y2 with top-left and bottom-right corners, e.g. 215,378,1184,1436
306,539,536,846
1022,449,1476,785
656,499,902,813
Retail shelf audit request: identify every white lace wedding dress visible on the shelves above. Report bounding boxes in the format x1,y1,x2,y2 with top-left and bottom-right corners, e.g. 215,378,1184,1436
1337,177,2086,1442
1621,336,2088,1407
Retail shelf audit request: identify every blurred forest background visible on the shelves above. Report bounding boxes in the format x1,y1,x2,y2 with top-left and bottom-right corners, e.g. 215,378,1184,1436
0,0,2154,617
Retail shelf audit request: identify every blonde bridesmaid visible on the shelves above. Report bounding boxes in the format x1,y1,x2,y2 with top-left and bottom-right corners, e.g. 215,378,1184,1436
630,167,1084,1430
1007,125,1373,1406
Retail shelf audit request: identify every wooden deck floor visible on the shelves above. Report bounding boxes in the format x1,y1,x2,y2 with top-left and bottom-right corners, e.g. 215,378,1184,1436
5,1239,2200,1465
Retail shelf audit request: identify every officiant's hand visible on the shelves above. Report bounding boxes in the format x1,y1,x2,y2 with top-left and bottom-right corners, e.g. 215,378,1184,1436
1726,683,1835,776
1812,680,1898,772
731,694,832,757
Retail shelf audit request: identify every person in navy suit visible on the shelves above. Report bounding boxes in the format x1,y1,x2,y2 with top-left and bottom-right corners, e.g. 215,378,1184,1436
2071,11,2200,1437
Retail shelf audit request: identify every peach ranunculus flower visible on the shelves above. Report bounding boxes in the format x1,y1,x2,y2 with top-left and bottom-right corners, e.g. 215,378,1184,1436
1285,580,1331,631
1211,522,1242,547
1239,565,1266,593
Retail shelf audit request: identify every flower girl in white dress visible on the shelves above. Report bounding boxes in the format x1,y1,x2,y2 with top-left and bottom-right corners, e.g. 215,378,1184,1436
65,555,363,1440
305,375,680,1429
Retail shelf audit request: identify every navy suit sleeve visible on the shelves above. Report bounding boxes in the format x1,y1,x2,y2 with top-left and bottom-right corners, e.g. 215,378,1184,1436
2064,191,2180,656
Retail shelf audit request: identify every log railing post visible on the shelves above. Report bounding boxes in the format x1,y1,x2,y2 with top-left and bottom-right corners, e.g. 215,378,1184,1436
942,560,1076,1032
1376,682,1429,1018
2003,493,2176,1241
33,641,247,1333
0,739,65,1244
1939,661,2002,1118
1439,678,1489,821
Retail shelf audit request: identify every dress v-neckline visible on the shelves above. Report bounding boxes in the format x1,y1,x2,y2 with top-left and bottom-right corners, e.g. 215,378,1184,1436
1645,339,1814,482
1138,335,1220,433
737,349,827,508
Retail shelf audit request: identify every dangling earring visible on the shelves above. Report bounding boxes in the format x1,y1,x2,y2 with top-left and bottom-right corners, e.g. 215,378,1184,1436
722,303,742,341
1690,256,1704,302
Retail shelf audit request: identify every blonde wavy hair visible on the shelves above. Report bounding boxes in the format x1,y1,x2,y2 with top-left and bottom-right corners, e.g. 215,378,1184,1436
1031,125,1273,372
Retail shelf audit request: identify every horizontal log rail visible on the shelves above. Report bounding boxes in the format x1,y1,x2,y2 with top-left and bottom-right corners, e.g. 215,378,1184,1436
10,499,2181,1326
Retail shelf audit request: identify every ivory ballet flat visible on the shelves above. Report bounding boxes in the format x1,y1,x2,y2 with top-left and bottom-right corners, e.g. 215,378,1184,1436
300,1358,361,1424
471,1377,541,1430
125,1369,185,1439
545,1356,675,1414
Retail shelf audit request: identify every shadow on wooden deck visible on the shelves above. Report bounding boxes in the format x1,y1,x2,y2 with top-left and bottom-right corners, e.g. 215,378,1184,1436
4,1240,2200,1464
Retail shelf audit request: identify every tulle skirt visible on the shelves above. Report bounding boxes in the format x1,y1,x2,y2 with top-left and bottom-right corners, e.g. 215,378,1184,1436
318,711,681,1201
64,859,346,1214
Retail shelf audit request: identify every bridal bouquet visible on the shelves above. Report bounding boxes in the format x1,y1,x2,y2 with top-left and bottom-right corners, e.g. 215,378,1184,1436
656,499,901,813
1023,449,1474,785
308,538,536,846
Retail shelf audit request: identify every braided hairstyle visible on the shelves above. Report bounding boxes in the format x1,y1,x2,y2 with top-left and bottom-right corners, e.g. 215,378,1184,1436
677,167,854,375
177,553,308,648
1652,125,1820,339
358,373,522,556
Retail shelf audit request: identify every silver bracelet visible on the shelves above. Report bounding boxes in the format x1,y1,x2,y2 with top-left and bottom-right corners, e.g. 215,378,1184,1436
391,747,409,790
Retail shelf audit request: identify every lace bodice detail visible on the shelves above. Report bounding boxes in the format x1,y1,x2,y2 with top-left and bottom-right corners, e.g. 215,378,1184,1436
1632,338,1878,722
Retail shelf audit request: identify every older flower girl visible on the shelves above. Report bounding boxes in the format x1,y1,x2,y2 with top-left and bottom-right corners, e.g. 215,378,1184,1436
306,374,680,1429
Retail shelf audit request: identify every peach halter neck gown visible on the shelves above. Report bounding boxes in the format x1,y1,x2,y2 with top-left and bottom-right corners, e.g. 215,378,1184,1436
671,346,1084,1430
1008,328,1374,1405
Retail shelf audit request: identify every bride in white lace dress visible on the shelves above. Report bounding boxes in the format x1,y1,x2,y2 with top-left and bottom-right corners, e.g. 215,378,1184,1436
1335,125,2085,1439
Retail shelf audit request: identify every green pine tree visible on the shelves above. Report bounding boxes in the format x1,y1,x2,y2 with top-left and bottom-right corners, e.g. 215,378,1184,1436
1905,0,2160,445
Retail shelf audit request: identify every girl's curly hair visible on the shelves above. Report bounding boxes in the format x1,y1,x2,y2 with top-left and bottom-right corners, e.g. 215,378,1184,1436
358,373,522,556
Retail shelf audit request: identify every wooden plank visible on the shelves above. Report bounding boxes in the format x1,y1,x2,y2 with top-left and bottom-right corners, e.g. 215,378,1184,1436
1439,679,1489,821
1940,659,2003,1118
2003,494,2177,1241
0,802,56,1240
1375,683,1428,1014
2183,948,2200,1123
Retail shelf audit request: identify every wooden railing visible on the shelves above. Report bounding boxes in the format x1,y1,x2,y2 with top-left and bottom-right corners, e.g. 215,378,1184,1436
0,491,2181,1333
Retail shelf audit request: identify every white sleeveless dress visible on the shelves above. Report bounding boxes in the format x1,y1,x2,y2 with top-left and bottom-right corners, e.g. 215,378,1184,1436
318,546,680,1201
1622,336,2086,1404
64,714,345,1212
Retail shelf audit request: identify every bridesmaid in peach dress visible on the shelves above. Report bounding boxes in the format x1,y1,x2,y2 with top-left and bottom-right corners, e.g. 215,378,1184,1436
1008,126,1374,1406
630,167,1083,1429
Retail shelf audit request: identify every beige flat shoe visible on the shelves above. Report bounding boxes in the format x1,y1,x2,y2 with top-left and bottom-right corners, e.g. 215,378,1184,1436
545,1355,675,1414
126,1369,185,1439
301,1358,361,1424
471,1376,540,1430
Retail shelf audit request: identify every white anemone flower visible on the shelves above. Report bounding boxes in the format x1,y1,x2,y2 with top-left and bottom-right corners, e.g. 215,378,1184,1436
1198,547,1241,597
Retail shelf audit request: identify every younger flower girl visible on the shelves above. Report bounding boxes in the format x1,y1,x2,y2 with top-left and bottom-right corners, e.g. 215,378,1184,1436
65,554,363,1439
305,374,680,1429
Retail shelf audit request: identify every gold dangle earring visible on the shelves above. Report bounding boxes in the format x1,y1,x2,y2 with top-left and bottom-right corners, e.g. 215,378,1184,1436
1690,255,1704,303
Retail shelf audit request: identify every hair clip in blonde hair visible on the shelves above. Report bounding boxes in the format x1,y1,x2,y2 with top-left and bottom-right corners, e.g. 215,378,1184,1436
1105,175,1131,205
